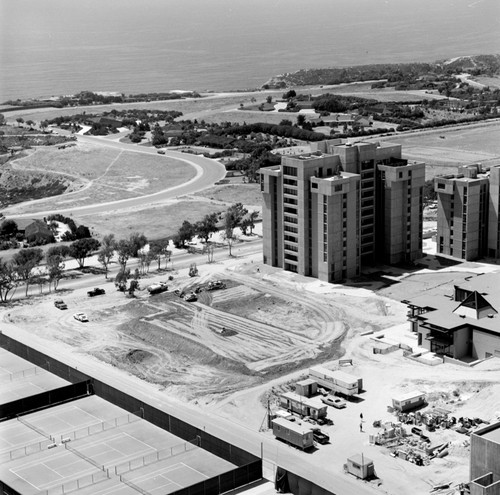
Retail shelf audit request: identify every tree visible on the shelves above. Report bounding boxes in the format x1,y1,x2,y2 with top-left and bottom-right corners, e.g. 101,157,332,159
46,254,65,291
149,239,169,270
225,203,248,231
297,114,306,126
222,229,238,257
47,245,70,259
282,89,296,99
248,210,259,234
0,259,18,303
195,213,220,243
174,221,196,248
114,267,130,292
97,234,116,279
16,117,24,127
128,279,139,296
279,119,293,127
25,120,35,130
266,96,273,104
75,225,91,239
0,219,18,239
40,120,49,132
12,248,44,296
128,232,148,257
117,239,132,269
69,238,100,268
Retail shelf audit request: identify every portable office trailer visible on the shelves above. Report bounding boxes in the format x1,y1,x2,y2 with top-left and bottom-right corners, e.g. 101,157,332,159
309,366,362,397
279,391,327,420
346,454,375,479
295,378,317,398
392,391,426,412
272,418,314,450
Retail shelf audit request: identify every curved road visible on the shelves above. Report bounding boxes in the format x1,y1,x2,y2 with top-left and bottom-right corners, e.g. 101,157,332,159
3,133,226,219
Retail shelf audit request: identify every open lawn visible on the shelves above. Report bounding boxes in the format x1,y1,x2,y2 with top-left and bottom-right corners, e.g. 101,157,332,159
194,183,262,209
72,199,224,240
7,143,196,213
375,121,500,179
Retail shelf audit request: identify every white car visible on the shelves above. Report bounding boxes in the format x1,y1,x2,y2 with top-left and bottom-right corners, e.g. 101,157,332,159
321,395,347,409
73,312,89,322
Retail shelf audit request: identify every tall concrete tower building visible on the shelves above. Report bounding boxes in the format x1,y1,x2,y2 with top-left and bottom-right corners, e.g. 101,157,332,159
260,141,425,282
435,163,500,261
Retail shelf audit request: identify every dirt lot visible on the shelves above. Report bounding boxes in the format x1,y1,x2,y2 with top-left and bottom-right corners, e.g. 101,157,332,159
3,250,500,494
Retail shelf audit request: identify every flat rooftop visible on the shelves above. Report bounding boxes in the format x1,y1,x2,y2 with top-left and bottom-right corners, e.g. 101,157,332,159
474,422,500,445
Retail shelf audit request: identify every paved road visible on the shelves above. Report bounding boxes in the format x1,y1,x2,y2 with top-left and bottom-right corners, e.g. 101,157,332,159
3,133,226,219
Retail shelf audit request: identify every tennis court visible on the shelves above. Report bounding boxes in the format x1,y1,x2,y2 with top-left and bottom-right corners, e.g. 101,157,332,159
0,395,236,494
0,348,67,404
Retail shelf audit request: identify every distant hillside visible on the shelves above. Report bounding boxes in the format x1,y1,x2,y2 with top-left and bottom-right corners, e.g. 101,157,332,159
263,54,500,88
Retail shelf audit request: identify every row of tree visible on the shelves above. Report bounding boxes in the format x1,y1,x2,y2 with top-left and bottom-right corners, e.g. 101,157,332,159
172,204,258,257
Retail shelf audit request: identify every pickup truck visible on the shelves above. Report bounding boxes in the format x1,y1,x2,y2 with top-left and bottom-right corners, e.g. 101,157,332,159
87,288,106,297
310,427,330,445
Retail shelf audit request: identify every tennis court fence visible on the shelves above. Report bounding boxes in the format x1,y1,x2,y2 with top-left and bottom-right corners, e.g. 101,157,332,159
1,365,45,382
114,436,201,475
57,410,142,443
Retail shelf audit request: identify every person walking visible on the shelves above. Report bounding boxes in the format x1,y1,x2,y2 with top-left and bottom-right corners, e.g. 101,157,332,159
359,422,363,432
360,412,363,420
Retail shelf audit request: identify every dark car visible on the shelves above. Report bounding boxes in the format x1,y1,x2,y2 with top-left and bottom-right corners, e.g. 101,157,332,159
54,299,68,310
87,288,106,297
311,427,330,444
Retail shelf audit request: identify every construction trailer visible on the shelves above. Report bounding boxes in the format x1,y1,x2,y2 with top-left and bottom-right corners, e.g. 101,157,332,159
279,391,327,420
392,391,426,413
345,454,375,480
295,378,317,398
309,366,363,397
272,418,314,450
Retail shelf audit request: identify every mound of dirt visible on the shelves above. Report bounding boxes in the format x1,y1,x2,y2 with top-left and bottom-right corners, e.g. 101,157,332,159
125,348,153,364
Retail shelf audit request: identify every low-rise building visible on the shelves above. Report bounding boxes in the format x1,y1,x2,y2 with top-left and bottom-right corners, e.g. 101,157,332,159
403,273,500,361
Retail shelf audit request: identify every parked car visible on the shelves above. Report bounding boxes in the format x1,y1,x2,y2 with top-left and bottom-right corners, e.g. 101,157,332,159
157,149,165,154
311,427,330,444
54,299,67,310
87,288,106,297
73,312,89,322
321,395,347,409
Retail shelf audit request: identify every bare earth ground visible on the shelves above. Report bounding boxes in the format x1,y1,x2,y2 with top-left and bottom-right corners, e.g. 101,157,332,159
3,252,500,494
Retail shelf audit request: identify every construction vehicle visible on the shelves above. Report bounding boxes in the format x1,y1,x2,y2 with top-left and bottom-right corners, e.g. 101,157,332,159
207,280,226,290
147,282,168,295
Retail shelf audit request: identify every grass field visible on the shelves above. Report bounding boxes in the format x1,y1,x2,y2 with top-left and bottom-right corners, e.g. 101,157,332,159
8,143,196,213
73,199,224,240
376,121,500,179
194,183,262,208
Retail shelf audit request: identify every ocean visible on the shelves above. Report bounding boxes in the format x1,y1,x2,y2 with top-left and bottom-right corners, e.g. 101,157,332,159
1,0,499,102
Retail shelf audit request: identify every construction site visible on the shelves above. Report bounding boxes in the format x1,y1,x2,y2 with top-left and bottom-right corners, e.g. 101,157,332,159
2,243,500,494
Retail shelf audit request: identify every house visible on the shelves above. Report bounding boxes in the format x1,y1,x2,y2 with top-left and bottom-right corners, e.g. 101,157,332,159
24,220,54,244
403,273,500,362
